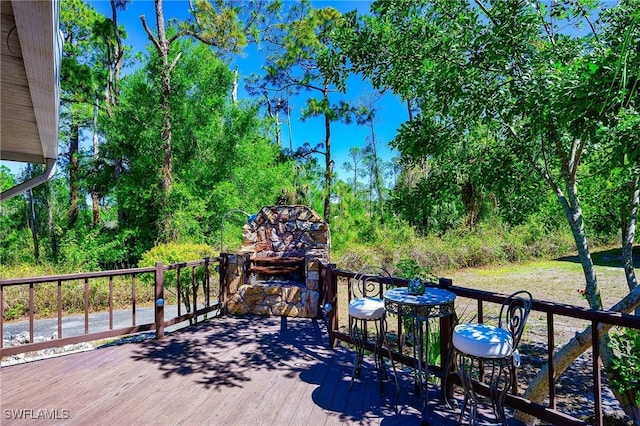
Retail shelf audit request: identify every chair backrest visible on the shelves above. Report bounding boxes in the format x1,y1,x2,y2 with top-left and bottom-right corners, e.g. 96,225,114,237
498,290,533,350
350,266,395,300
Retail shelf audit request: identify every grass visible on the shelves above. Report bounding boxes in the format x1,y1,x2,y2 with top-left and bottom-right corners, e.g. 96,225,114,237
440,248,635,349
445,255,630,310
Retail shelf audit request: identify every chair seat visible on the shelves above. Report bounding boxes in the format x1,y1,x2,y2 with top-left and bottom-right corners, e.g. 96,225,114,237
453,323,513,358
348,297,385,320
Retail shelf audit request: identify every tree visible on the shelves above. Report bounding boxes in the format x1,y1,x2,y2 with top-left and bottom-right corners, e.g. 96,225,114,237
100,39,294,259
342,94,387,222
59,0,110,228
336,0,640,421
252,2,351,223
139,0,282,242
0,167,29,264
343,147,365,197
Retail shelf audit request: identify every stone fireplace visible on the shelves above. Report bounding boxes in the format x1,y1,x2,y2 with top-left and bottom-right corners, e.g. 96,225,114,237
224,205,330,318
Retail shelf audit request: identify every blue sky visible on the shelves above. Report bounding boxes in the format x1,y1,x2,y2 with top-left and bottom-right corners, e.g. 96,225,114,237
2,0,407,183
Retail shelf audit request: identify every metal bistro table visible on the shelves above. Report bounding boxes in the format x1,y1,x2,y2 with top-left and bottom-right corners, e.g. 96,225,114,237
383,286,456,422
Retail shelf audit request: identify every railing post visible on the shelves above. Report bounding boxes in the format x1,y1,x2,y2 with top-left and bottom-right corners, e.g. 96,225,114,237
155,261,165,340
0,285,3,350
219,254,228,313
57,280,62,338
438,277,454,399
547,313,556,409
30,283,35,343
440,311,454,397
191,265,197,323
324,263,338,348
84,278,89,335
204,257,211,308
592,321,602,426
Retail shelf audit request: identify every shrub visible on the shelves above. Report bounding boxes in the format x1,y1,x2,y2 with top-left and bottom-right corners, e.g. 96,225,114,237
331,215,574,275
139,242,216,267
139,243,217,313
607,327,640,407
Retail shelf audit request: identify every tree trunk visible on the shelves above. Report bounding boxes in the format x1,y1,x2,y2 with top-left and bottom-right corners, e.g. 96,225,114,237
353,161,358,197
27,188,39,262
562,180,602,310
109,0,125,226
264,93,281,146
232,66,238,104
109,0,124,101
518,170,640,423
92,98,100,225
461,180,479,227
323,89,332,223
142,0,175,242
48,189,57,260
68,121,80,227
287,99,293,154
368,119,385,223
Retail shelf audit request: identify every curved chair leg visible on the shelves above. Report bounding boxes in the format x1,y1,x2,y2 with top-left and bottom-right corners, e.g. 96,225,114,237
350,318,365,390
488,358,512,426
349,316,399,411
456,352,479,426
379,317,399,409
456,354,512,426
443,342,458,410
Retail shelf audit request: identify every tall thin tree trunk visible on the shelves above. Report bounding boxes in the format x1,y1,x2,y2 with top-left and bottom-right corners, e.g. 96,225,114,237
142,0,175,242
323,89,332,223
92,98,100,225
68,121,80,227
368,118,384,223
48,189,57,260
287,98,293,154
264,93,281,146
353,162,358,197
28,189,39,261
232,66,238,104
110,0,125,226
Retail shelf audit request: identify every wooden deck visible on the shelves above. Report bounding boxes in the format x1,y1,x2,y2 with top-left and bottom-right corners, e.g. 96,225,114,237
1,315,470,425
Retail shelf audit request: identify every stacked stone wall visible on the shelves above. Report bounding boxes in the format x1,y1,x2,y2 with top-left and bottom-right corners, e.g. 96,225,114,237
226,205,330,318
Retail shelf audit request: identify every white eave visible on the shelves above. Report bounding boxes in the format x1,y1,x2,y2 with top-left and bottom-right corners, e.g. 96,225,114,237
1,0,62,200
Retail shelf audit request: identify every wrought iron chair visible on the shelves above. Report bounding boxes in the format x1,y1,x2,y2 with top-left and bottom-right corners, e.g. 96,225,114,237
347,266,399,398
452,290,533,425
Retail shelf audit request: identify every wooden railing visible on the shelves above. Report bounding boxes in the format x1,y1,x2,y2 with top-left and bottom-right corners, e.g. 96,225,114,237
319,262,640,426
3,258,640,425
1,257,225,358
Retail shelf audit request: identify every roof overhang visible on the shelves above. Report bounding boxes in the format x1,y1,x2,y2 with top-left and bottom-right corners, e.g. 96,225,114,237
1,0,62,200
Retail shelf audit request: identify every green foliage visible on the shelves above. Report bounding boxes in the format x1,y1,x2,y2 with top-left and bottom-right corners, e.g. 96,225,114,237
138,242,217,313
138,242,216,289
394,257,437,282
139,242,216,268
3,303,28,321
332,213,573,274
99,39,295,258
607,327,640,407
56,220,137,272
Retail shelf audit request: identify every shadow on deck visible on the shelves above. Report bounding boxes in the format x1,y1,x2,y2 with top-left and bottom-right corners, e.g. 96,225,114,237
1,315,519,425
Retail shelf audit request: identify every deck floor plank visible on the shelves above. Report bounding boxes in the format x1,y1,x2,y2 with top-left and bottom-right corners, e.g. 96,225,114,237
1,315,466,425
